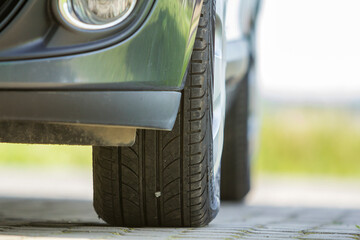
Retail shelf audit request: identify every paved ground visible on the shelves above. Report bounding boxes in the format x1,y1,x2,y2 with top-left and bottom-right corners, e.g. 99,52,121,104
0,168,360,240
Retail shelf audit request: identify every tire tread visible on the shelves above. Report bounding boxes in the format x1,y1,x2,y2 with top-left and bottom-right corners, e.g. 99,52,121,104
93,0,216,227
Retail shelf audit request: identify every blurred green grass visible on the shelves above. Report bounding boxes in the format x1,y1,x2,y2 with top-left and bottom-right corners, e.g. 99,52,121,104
0,144,92,168
0,107,359,177
255,106,360,177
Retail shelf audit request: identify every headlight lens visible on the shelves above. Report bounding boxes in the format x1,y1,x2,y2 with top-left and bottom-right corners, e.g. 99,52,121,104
58,0,137,30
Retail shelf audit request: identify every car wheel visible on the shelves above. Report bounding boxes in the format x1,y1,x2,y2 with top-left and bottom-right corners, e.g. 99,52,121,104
221,62,257,201
92,0,225,227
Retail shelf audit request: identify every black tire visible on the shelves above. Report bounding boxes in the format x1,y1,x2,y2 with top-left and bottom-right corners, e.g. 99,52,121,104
92,0,219,227
221,0,261,201
221,73,251,201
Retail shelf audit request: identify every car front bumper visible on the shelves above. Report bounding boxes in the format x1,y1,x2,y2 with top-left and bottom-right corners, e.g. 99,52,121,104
0,0,203,146
0,90,181,146
0,0,202,90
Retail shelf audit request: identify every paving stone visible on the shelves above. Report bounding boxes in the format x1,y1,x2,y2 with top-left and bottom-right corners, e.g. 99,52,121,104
0,199,360,240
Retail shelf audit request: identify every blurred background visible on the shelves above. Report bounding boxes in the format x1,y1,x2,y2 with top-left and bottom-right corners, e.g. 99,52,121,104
256,0,360,178
0,0,360,207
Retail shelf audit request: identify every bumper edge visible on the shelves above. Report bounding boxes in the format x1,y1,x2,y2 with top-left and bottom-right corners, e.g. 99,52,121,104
0,91,181,146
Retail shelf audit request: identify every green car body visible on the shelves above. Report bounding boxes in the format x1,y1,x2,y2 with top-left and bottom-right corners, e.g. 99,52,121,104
0,0,204,145
0,0,260,146
0,0,201,89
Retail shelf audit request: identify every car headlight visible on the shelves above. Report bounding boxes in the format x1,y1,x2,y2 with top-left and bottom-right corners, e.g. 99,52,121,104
58,0,137,30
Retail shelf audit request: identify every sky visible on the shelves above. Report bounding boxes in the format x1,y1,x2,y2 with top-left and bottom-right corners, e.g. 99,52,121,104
257,0,360,103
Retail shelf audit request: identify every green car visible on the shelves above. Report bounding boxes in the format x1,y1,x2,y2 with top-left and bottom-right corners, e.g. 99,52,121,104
0,0,261,226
